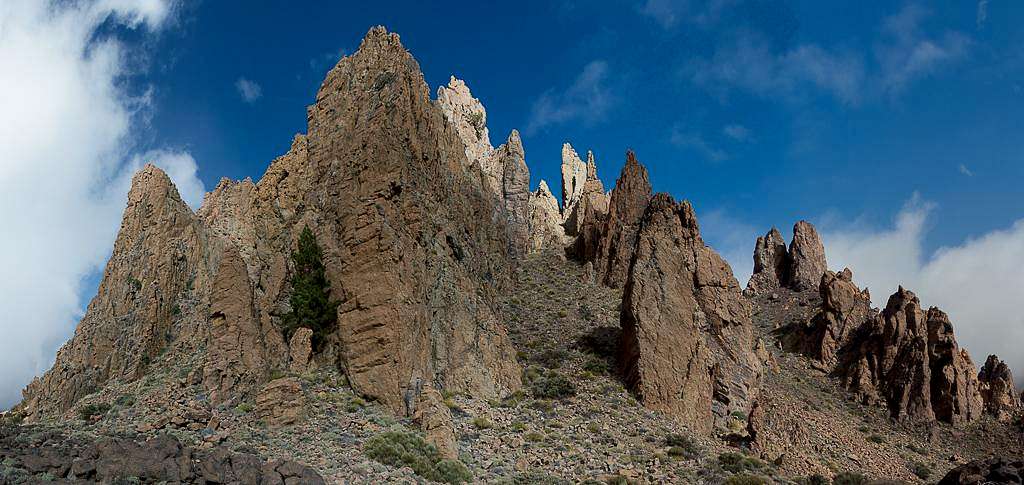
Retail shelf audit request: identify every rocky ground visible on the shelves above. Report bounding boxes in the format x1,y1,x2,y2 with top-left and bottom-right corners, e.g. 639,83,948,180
2,251,1022,484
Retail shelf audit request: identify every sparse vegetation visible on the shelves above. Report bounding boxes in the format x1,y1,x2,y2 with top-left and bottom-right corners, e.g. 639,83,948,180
718,452,770,475
832,471,867,485
363,430,471,484
910,461,931,480
866,433,885,444
77,402,110,421
282,226,341,350
527,369,576,399
472,416,493,429
725,474,769,485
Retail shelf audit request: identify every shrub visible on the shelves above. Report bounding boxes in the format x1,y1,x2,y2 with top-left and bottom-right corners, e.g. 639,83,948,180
363,430,471,484
524,431,545,442
582,355,611,374
494,471,569,485
472,416,493,429
799,475,830,485
725,474,769,485
234,402,254,414
866,434,885,444
114,394,136,407
833,472,867,485
77,403,110,421
910,461,931,480
534,348,569,369
529,371,576,399
665,433,700,459
282,226,341,351
718,452,769,474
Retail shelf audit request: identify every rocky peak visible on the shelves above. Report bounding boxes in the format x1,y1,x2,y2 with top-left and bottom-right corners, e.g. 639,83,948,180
747,221,828,294
978,355,1021,421
589,150,652,288
620,192,762,435
527,180,567,252
560,143,587,215
781,268,874,367
837,286,984,424
436,75,497,189
496,129,531,257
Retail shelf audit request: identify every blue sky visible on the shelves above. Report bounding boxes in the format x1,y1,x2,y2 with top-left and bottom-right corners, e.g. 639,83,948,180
2,0,1023,408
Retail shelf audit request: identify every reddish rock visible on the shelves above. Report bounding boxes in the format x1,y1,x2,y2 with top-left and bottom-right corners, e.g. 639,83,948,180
782,269,874,368
620,193,761,435
747,221,828,293
978,355,1021,421
747,228,789,294
594,151,652,289
788,221,827,290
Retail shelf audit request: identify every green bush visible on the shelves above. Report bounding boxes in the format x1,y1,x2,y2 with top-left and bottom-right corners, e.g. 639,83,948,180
282,226,341,351
472,416,493,429
529,371,576,399
494,471,569,485
77,402,110,421
114,394,135,407
866,434,885,444
725,474,769,485
833,472,867,485
910,461,931,480
718,452,770,474
799,474,830,485
363,430,471,484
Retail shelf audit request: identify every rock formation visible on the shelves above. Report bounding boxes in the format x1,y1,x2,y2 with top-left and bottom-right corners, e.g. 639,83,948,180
21,165,209,418
619,193,762,435
496,130,531,257
939,456,1024,485
436,75,496,189
305,27,521,412
592,151,652,288
978,355,1021,421
256,377,306,428
837,287,983,424
561,144,608,238
747,221,828,294
527,180,567,252
781,269,874,368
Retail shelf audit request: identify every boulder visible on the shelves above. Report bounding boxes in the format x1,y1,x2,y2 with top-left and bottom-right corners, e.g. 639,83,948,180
619,193,762,435
288,327,314,374
256,377,306,428
979,355,1021,421
939,456,1024,485
411,385,458,459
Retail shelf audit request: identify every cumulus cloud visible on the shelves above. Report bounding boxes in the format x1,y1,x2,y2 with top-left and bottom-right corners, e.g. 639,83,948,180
235,77,262,103
0,0,202,409
526,60,614,134
823,197,1024,379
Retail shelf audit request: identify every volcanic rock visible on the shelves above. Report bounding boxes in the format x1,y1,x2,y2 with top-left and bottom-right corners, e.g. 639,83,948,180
256,377,306,428
747,227,789,294
436,75,496,189
411,384,458,459
789,221,827,290
747,221,828,293
527,180,567,252
837,287,983,424
21,165,208,419
782,269,874,367
593,150,652,288
979,355,1021,421
619,193,762,435
939,456,1024,485
496,130,531,257
289,327,314,374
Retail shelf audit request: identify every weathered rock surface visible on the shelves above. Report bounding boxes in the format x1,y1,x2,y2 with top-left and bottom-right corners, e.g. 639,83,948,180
619,193,762,435
496,130,531,257
0,427,324,484
789,221,827,290
411,385,458,459
256,377,307,428
747,221,827,293
838,287,983,424
21,165,208,419
527,180,567,252
306,27,520,412
436,75,495,189
939,456,1024,485
782,269,874,368
979,355,1021,421
561,144,608,238
593,151,652,288
289,327,314,374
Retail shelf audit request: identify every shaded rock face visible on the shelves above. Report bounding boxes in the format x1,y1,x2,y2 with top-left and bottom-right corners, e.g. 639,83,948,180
561,144,608,238
305,27,521,413
0,428,325,484
619,193,762,435
979,355,1021,421
496,130,531,257
837,287,983,424
747,221,827,294
593,151,652,288
781,269,875,368
288,327,314,374
939,456,1024,485
21,166,209,418
527,180,567,252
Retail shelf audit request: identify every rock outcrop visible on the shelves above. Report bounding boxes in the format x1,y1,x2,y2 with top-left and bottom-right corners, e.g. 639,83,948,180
305,27,521,413
21,165,209,419
561,144,608,238
496,130,531,257
256,377,307,428
619,193,762,435
527,180,567,252
436,75,496,189
837,287,983,424
781,269,874,368
979,355,1021,421
939,456,1024,485
592,151,652,288
0,429,324,484
747,221,828,294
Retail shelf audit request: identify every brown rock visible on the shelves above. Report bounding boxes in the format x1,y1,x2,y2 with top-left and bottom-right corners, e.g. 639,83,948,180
978,354,1021,421
496,130,531,257
593,150,651,288
411,385,458,460
21,165,208,419
747,227,789,294
255,377,306,428
436,76,496,189
782,269,874,367
838,287,984,424
561,145,608,238
305,26,520,412
288,327,313,374
527,180,567,252
789,221,827,290
619,193,762,434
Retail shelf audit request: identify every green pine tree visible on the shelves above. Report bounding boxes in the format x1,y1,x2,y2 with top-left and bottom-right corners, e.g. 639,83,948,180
283,226,340,351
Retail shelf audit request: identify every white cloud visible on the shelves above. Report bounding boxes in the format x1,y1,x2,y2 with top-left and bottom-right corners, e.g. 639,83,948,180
638,0,737,29
959,164,973,176
723,124,751,142
876,5,970,95
235,77,262,103
670,126,728,161
698,208,760,285
690,33,866,105
976,0,989,27
526,60,613,134
0,0,202,409
823,197,1024,379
